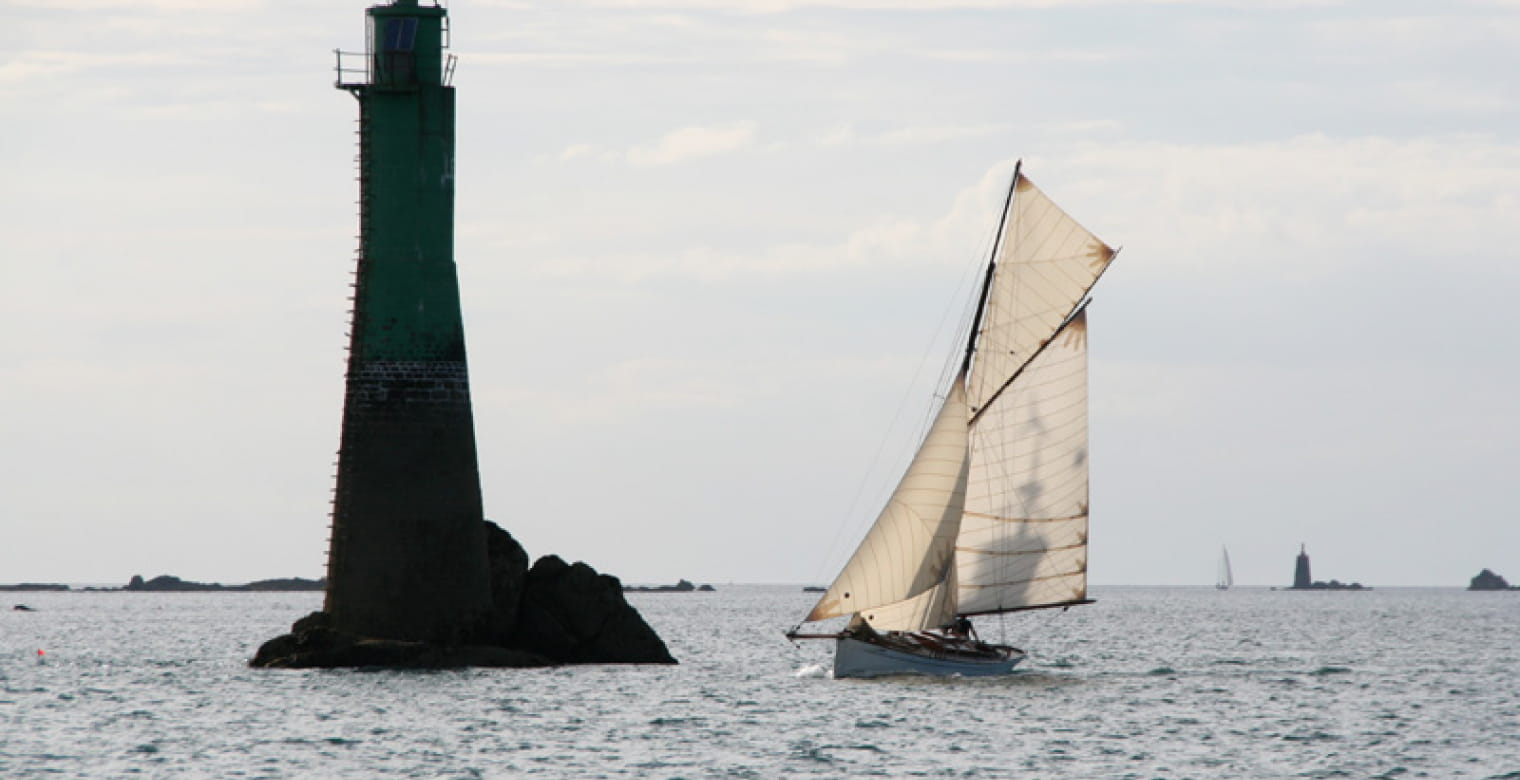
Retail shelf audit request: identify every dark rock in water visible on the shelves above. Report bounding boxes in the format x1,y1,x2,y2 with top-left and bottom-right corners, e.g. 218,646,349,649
478,521,531,645
624,579,695,592
513,556,677,664
250,611,553,669
251,521,676,669
242,577,326,591
0,583,70,592
1290,579,1368,591
120,574,325,592
1469,568,1516,591
12,604,36,611
127,574,227,591
624,578,716,593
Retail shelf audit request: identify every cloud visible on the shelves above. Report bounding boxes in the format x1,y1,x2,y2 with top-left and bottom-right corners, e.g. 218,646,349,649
558,143,608,161
627,121,759,165
474,352,929,427
557,122,760,166
10,0,264,8
516,132,1520,290
496,161,1007,284
911,46,1135,64
876,123,1011,146
1042,134,1520,280
463,51,697,67
1307,14,1520,51
1387,79,1512,114
814,122,1012,148
579,0,1345,10
0,50,194,84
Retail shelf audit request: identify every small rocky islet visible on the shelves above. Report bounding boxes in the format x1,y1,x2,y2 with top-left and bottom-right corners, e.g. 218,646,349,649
623,579,715,593
0,576,324,592
249,521,676,669
1468,568,1517,591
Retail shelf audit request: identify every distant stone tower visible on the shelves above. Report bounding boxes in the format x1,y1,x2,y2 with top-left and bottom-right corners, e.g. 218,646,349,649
1293,544,1312,589
323,0,491,643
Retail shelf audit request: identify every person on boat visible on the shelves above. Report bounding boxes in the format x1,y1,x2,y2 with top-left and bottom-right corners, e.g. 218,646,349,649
945,616,977,641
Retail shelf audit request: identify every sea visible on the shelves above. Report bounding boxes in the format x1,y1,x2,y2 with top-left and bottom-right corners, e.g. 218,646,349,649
2,585,1517,779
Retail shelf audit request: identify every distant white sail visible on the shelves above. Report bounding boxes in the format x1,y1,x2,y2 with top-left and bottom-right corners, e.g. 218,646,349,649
806,378,970,629
1217,546,1234,590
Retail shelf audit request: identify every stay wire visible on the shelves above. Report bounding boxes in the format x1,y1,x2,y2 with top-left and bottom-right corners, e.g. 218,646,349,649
808,205,1004,591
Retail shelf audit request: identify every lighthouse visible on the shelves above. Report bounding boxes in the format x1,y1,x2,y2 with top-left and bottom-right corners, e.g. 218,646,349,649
323,0,491,643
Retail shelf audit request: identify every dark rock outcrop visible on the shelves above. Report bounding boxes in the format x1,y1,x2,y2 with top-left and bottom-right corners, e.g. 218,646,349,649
127,575,224,591
250,521,675,669
1290,579,1368,590
1469,569,1516,591
624,578,716,593
514,556,676,664
243,577,326,591
120,575,326,592
478,521,531,645
250,611,552,669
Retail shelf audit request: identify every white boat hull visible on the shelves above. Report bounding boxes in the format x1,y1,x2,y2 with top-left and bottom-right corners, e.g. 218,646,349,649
834,635,1025,679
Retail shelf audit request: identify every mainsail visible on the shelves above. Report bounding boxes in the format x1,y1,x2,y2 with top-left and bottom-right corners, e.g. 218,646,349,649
957,307,1093,614
806,165,1114,631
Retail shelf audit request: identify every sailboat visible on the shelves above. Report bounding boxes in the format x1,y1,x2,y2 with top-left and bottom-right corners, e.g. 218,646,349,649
1216,546,1234,590
786,162,1118,678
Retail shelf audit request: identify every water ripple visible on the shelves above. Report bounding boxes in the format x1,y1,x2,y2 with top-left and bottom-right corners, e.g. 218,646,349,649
1,587,1518,778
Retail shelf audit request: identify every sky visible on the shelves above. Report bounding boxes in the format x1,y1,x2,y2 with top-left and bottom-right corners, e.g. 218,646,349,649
3,0,1518,589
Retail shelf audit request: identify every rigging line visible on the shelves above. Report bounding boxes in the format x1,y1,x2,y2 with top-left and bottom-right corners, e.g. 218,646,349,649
934,163,1017,398
809,184,1009,589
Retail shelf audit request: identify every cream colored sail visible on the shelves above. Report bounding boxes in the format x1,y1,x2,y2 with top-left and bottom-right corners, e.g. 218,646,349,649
856,570,956,631
966,173,1114,416
806,377,970,629
956,308,1091,614
803,165,1112,635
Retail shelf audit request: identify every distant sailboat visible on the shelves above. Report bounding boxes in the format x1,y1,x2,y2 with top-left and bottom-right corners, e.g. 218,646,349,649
1216,546,1234,590
785,162,1118,678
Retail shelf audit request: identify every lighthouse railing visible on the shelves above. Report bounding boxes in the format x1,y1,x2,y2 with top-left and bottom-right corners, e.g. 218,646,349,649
334,49,370,88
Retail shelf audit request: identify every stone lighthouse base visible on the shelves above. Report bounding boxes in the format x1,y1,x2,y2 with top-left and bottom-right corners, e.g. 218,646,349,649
250,522,676,669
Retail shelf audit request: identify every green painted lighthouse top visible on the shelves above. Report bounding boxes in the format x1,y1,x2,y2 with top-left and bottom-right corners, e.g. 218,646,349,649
335,0,453,91
368,0,443,17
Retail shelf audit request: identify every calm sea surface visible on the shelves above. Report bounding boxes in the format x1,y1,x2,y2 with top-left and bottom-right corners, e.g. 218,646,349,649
2,586,1517,778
